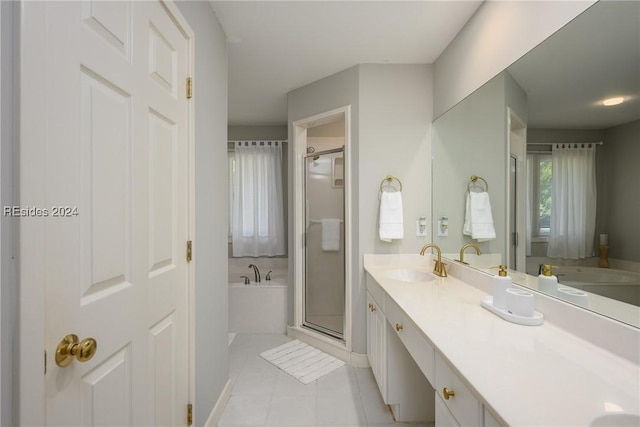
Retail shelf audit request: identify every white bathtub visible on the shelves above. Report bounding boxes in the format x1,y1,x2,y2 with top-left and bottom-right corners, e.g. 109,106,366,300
554,267,640,306
228,281,288,334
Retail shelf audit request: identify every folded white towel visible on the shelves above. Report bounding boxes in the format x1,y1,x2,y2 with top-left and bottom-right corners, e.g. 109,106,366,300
321,219,340,251
463,193,472,237
464,191,496,241
379,191,404,242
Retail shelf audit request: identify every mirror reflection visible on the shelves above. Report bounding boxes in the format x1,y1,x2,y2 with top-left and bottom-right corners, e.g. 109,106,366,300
432,1,639,327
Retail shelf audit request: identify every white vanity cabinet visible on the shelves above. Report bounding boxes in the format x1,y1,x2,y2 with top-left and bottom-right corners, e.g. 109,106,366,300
366,272,497,427
366,278,435,422
366,291,387,397
363,254,640,427
434,353,483,426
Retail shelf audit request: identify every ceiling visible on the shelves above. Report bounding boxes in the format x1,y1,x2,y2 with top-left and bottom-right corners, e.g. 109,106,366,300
506,0,639,130
210,1,484,126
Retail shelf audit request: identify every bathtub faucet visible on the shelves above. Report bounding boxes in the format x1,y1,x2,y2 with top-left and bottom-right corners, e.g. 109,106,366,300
240,275,251,285
248,264,261,283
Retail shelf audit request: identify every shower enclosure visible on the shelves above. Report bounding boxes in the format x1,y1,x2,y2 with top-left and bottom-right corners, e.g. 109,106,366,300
303,147,345,339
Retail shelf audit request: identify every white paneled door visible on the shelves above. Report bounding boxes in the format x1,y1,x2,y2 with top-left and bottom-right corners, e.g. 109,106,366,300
20,1,192,425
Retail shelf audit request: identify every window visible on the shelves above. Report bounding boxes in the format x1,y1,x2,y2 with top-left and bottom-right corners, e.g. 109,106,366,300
529,154,552,237
230,141,285,257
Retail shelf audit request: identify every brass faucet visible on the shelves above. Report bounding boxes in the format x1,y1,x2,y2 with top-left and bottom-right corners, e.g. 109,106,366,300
419,243,447,277
456,243,481,265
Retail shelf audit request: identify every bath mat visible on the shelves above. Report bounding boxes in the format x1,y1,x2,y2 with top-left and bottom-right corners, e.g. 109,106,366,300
260,339,345,384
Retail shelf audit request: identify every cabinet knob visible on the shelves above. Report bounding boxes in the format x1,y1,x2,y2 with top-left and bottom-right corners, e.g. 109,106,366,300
443,387,455,400
395,323,403,331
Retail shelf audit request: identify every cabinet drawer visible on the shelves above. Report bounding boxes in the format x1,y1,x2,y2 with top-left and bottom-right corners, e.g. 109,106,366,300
435,353,482,427
385,295,435,386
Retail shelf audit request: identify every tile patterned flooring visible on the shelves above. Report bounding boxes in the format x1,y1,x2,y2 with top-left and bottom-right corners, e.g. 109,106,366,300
219,333,433,427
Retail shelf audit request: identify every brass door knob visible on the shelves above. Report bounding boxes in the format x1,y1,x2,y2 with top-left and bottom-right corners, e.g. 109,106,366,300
55,334,98,367
443,387,455,400
395,323,403,331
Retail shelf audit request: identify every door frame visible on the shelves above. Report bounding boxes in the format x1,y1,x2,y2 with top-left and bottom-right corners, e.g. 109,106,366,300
291,105,352,353
16,2,196,424
507,107,527,272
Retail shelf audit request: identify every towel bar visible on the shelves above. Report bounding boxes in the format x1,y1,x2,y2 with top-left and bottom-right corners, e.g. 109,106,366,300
379,175,402,192
467,175,488,192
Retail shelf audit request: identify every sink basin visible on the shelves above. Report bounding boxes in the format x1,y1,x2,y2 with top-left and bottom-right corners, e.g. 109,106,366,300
386,268,434,283
590,413,640,426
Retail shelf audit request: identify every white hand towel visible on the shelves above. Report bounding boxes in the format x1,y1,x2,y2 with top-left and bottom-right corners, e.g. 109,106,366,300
321,219,341,251
468,191,496,241
463,193,472,237
379,191,404,242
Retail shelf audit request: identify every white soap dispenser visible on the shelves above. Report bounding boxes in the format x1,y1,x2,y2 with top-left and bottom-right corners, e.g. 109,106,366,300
538,264,558,296
492,265,512,310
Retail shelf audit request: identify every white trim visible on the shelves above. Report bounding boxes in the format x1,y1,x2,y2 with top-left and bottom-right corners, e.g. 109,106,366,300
203,379,232,427
18,2,47,423
507,107,527,272
292,106,352,352
160,0,197,412
287,326,369,368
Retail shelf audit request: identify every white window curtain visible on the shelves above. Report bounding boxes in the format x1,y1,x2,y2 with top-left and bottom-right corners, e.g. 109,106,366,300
525,156,533,257
547,143,597,259
232,141,285,257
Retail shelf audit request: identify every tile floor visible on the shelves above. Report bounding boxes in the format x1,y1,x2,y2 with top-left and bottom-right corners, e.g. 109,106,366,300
219,333,433,427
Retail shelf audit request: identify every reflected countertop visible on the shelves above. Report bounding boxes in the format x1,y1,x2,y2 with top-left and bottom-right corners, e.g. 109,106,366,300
364,253,640,427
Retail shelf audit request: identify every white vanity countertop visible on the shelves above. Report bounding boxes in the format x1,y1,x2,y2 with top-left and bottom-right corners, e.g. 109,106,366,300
364,254,640,427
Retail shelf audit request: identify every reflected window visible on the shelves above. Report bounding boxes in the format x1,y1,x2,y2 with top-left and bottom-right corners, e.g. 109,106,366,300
529,154,552,237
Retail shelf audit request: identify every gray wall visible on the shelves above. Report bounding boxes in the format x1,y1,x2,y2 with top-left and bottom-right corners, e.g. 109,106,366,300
1,2,15,425
174,2,229,425
432,73,509,258
287,65,360,343
228,125,287,141
603,120,640,263
433,0,595,118
288,64,432,355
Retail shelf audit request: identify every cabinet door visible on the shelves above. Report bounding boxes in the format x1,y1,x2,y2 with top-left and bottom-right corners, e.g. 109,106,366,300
436,393,460,427
366,292,387,400
367,293,375,367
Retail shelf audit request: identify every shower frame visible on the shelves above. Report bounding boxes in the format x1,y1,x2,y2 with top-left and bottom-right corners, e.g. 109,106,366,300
291,105,352,354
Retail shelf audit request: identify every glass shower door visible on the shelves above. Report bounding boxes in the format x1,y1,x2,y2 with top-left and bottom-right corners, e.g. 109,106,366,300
303,148,345,339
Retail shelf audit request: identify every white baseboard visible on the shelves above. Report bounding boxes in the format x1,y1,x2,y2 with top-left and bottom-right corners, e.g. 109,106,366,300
287,326,369,368
204,378,232,427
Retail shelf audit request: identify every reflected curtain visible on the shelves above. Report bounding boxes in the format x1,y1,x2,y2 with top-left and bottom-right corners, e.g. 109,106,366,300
232,141,285,257
547,143,597,259
526,156,533,257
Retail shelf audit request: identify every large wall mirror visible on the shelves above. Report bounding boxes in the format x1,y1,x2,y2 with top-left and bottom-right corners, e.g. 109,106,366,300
432,0,639,328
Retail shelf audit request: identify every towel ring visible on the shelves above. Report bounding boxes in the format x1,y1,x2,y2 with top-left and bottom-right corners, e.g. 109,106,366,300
380,175,402,192
467,175,488,192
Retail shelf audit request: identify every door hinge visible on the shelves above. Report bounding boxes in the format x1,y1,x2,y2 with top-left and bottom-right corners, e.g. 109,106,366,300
186,77,193,99
44,350,47,375
186,240,193,263
187,403,193,425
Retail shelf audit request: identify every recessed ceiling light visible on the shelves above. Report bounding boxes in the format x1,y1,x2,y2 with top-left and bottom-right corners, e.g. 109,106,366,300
602,97,625,106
